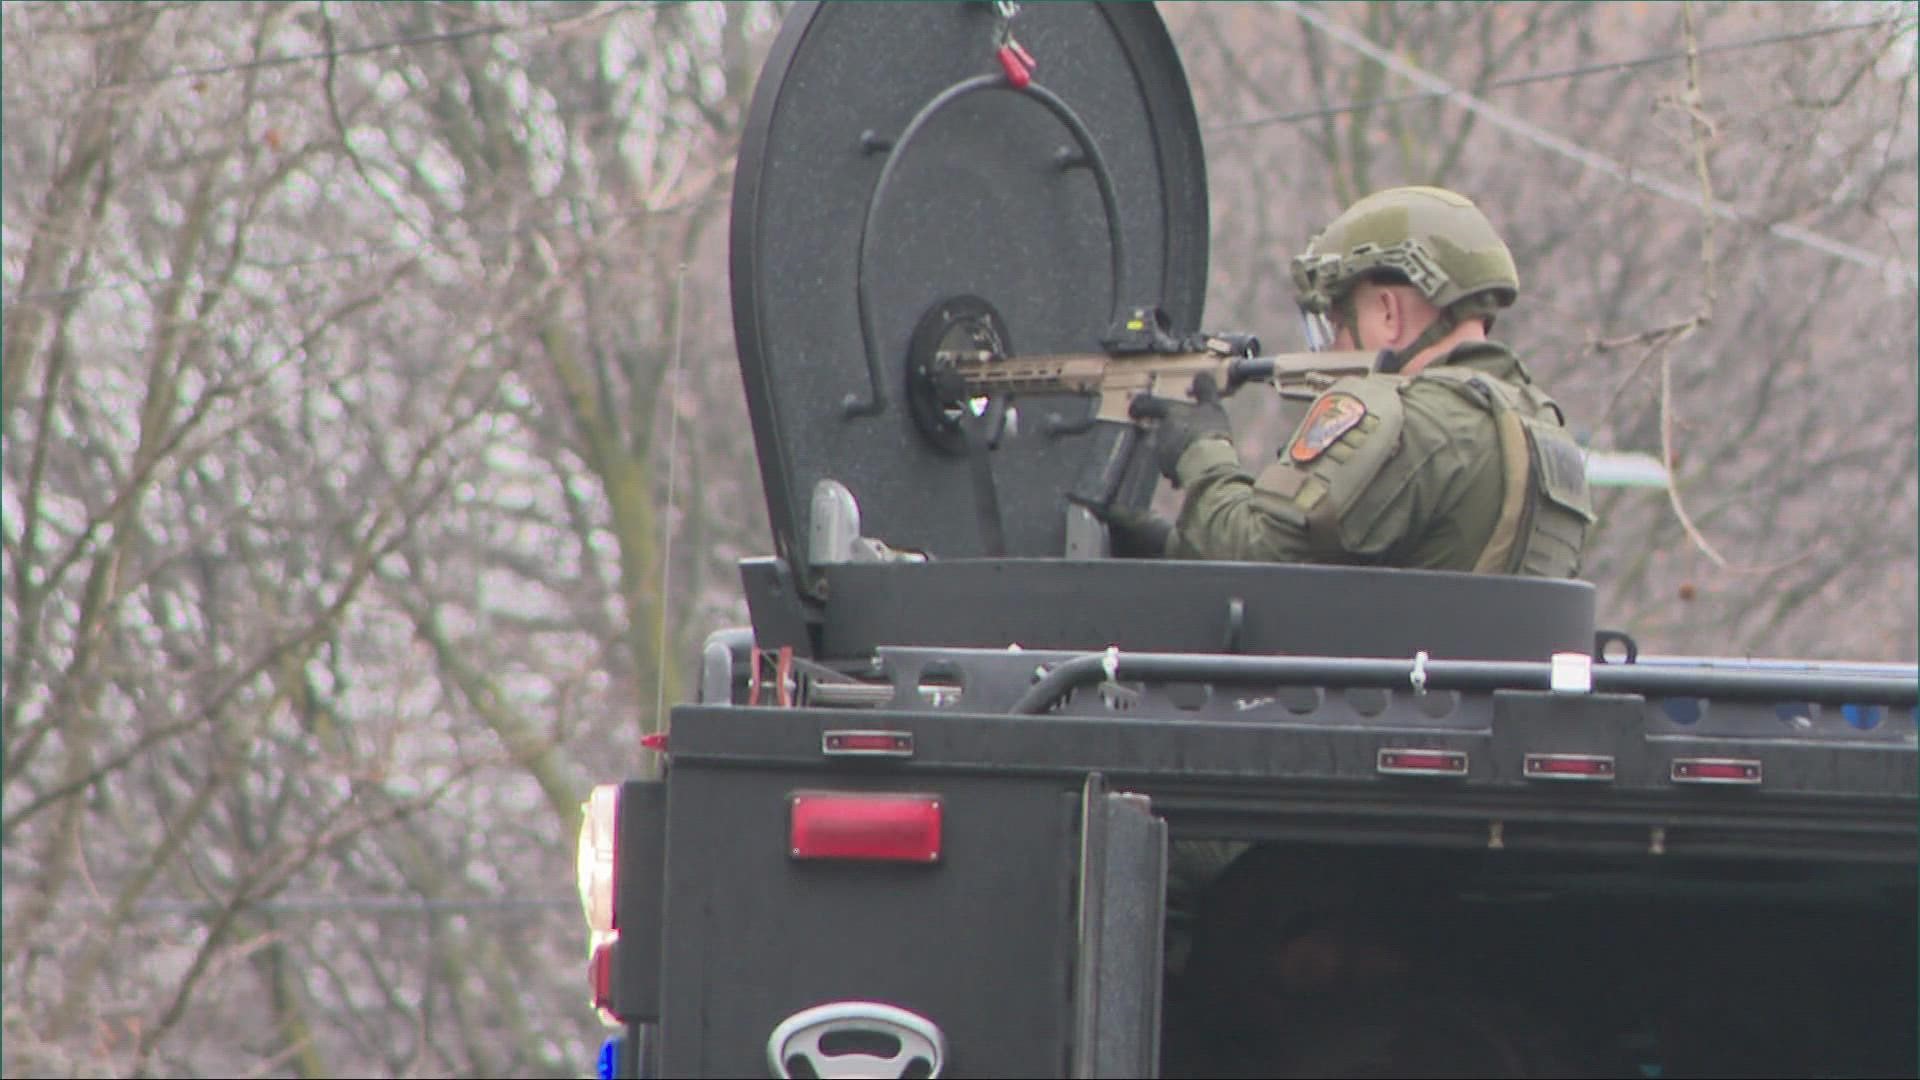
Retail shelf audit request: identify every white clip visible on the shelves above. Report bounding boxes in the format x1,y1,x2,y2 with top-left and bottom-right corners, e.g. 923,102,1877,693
1549,652,1593,694
1097,646,1138,710
1409,650,1429,695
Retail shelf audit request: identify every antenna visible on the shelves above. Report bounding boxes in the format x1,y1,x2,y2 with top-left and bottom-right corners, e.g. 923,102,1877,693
654,264,688,745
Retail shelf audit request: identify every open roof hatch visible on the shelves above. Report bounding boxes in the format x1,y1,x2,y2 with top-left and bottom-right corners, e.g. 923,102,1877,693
730,1,1210,593
728,2,1597,663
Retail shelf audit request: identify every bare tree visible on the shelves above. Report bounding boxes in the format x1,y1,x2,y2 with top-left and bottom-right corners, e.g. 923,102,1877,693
5,2,771,1075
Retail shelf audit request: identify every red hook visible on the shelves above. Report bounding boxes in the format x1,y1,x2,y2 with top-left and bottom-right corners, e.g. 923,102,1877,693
997,38,1035,89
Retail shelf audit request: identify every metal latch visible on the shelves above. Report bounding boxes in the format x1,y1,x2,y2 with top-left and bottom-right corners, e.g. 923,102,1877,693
768,1001,947,1079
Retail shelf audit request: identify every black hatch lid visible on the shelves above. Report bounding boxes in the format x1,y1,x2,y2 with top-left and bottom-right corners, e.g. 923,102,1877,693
730,1,1209,591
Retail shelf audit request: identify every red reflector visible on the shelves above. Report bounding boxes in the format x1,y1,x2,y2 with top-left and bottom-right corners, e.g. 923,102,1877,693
822,730,913,757
640,732,668,752
790,791,942,863
1523,753,1615,781
1672,757,1762,785
1377,748,1469,776
589,938,616,1013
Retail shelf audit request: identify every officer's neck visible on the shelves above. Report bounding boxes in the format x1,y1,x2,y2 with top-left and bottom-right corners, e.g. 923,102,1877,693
1394,319,1490,377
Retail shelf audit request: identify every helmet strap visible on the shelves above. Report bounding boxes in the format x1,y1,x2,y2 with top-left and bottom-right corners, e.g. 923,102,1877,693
1379,309,1458,375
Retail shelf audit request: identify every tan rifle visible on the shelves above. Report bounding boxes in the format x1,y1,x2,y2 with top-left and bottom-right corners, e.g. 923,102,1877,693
926,343,1379,513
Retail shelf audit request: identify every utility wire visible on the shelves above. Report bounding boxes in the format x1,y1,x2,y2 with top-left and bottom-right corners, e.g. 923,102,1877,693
12,5,1909,306
106,21,512,88
652,263,688,756
6,896,577,917
5,3,681,307
5,203,670,306
1208,14,1909,134
1275,1,1919,288
101,3,635,89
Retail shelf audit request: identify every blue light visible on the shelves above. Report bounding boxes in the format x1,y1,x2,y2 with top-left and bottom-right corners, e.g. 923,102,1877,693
1841,704,1883,731
597,1034,624,1080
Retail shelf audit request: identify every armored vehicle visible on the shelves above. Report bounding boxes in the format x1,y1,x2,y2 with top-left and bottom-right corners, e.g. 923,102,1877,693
574,4,1918,1076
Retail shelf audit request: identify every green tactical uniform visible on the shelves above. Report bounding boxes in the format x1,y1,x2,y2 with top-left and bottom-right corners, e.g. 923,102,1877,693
1164,339,1593,576
1155,184,1594,985
1159,338,1593,977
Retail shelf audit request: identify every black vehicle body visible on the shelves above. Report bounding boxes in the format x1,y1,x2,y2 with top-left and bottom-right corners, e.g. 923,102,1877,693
597,560,1915,1077
582,4,1918,1077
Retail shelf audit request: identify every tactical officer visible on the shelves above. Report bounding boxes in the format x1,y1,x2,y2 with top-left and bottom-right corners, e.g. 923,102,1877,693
1122,185,1592,577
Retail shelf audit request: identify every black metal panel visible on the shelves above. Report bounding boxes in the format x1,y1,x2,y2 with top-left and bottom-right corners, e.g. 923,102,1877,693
731,2,1209,583
738,557,815,656
614,780,667,1024
1071,783,1166,1079
664,704,1920,811
814,558,1596,661
657,764,1080,1077
1491,691,1649,782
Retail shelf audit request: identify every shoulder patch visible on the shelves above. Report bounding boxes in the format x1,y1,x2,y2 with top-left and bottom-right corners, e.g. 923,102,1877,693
1289,392,1368,463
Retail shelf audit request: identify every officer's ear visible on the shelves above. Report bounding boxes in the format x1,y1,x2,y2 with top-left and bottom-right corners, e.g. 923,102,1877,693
1343,282,1385,346
1372,285,1412,348
1381,286,1438,349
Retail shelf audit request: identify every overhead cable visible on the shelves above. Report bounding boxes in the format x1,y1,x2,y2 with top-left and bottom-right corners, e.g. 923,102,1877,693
100,2,636,89
1209,14,1908,134
6,895,576,917
6,202,673,306
1275,1,1919,288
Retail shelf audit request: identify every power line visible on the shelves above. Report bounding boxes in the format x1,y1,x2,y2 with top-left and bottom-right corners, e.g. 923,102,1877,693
1274,0,1919,288
8,243,429,306
14,6,1909,307
1208,14,1909,134
102,4,634,90
5,3,674,308
5,895,578,917
106,21,513,89
4,203,669,306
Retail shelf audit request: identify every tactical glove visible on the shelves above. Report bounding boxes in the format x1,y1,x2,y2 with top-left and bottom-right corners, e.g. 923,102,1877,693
1099,507,1173,558
1130,372,1233,484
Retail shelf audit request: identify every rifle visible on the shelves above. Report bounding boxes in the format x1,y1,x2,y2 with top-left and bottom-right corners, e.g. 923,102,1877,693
920,338,1379,515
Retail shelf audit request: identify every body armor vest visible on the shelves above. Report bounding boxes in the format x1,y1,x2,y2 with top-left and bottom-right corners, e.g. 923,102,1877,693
1418,367,1593,578
1255,368,1593,578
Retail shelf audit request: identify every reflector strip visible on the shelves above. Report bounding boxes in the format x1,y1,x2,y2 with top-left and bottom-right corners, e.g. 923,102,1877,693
1671,757,1762,785
790,792,942,863
1523,753,1615,781
822,730,914,758
1376,747,1469,777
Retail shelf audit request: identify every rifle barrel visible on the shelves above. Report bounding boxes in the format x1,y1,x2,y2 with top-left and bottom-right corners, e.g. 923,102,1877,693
1229,349,1377,387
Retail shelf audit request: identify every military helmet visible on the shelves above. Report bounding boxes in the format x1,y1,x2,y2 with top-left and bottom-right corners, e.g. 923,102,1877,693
1291,186,1519,320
